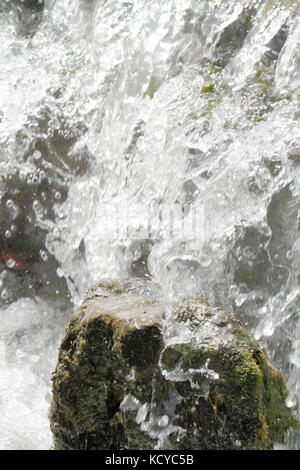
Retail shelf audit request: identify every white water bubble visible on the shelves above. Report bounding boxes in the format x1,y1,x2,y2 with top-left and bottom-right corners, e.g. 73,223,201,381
6,259,16,269
243,247,255,260
210,240,221,252
216,193,226,206
40,171,46,180
33,150,41,160
39,250,48,262
57,210,66,220
56,268,64,278
157,415,169,428
263,321,274,337
31,176,39,185
1,288,9,300
286,395,297,409
6,200,19,219
199,254,211,267
235,293,246,307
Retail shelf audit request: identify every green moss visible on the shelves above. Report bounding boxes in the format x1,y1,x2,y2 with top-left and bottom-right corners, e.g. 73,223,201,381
264,158,282,176
162,333,295,449
258,349,298,443
233,349,263,386
181,341,208,368
51,279,297,450
219,339,297,447
175,301,295,446
202,83,215,93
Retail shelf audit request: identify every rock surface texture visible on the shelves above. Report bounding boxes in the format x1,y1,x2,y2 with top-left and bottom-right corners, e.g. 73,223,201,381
50,278,296,450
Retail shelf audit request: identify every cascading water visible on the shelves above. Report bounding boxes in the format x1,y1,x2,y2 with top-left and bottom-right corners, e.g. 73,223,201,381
0,0,299,449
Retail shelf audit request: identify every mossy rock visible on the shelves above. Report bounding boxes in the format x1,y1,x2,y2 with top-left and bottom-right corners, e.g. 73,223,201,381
50,278,296,450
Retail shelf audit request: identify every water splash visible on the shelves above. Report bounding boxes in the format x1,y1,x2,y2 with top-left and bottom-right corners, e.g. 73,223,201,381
0,0,300,449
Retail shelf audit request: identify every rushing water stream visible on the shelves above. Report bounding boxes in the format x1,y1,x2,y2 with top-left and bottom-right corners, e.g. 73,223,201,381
0,0,300,449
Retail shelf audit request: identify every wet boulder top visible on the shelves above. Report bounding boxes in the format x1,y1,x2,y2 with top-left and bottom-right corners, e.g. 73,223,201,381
50,278,296,450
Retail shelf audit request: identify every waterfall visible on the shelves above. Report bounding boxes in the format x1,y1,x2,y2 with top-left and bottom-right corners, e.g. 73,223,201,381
0,0,299,449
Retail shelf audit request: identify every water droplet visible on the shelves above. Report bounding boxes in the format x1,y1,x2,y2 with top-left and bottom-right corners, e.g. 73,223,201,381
1,288,9,300
6,259,15,269
199,255,211,267
263,321,274,337
211,242,221,252
286,396,297,408
39,250,48,262
56,268,64,278
5,199,19,219
33,150,41,160
236,294,246,307
216,193,226,206
32,176,39,184
157,415,169,427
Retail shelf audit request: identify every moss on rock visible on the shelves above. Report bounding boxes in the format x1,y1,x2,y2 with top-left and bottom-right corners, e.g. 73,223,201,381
50,278,296,450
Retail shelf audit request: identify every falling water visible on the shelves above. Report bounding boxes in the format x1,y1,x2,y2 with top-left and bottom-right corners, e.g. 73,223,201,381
0,0,300,449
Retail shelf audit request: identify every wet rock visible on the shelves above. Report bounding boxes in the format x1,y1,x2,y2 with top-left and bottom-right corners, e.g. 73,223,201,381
0,170,70,305
260,22,289,67
226,225,289,297
50,278,296,450
214,5,257,67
